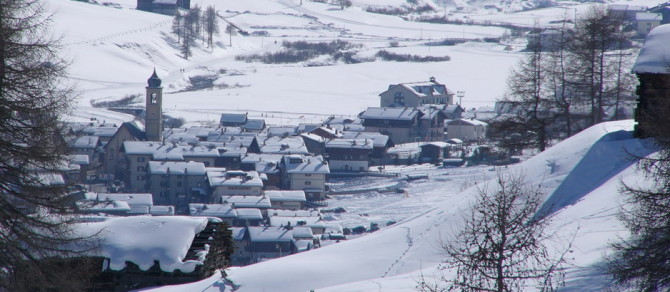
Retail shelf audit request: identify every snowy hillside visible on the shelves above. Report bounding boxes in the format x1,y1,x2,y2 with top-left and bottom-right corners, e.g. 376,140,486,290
133,120,655,291
48,0,664,127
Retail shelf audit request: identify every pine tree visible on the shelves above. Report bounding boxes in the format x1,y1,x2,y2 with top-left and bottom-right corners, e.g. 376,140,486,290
0,0,97,290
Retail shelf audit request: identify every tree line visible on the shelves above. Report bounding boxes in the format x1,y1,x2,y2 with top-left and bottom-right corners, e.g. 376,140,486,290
172,5,219,59
496,6,636,152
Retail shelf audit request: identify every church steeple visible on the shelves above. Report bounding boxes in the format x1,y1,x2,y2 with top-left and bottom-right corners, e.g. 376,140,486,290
147,68,162,88
145,69,163,142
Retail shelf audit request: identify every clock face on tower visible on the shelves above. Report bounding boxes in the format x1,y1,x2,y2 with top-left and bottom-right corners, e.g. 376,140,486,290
150,92,158,104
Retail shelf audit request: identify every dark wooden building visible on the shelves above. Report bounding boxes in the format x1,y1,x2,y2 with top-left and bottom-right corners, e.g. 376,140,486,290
632,24,670,139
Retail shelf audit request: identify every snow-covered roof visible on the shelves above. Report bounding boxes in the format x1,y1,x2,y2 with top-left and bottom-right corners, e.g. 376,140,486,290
291,226,314,239
447,118,488,126
207,169,264,188
82,126,118,137
267,209,321,218
72,135,99,149
282,155,330,174
636,12,662,21
37,172,65,186
447,138,464,144
264,190,307,202
150,205,175,216
325,138,374,150
422,142,449,148
314,126,340,137
76,200,131,213
259,136,309,154
220,113,248,124
78,216,212,273
418,105,446,120
230,227,246,241
221,195,272,208
235,208,263,220
300,133,326,143
243,119,266,131
608,4,646,11
247,226,294,242
163,132,200,144
267,126,297,136
360,107,421,120
633,24,670,74
97,193,154,207
341,131,391,148
294,239,313,252
269,216,326,229
189,203,237,218
205,130,251,143
297,123,320,133
148,161,207,175
382,78,453,98
69,154,90,165
404,82,450,97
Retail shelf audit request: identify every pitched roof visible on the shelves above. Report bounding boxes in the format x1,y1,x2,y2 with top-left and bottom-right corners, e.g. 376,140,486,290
359,107,421,120
207,169,264,188
282,155,330,174
148,161,207,175
247,226,293,242
189,203,237,218
264,190,307,202
72,135,100,149
325,138,374,150
221,195,272,208
341,131,391,148
220,113,248,124
122,121,146,141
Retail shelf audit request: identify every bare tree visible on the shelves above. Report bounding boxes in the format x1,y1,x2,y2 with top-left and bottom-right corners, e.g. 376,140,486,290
226,24,237,47
569,5,626,125
505,30,556,152
172,12,183,44
204,6,219,49
422,170,570,292
0,0,97,290
545,15,578,137
181,9,199,59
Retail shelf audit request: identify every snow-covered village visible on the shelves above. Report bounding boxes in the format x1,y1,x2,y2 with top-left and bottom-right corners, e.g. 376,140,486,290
3,0,670,291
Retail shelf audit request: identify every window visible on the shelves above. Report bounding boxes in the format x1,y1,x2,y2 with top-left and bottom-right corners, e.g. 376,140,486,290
137,157,145,162
305,174,312,177
137,166,144,172
394,92,405,105
177,181,182,187
160,181,167,187
137,175,145,181
305,181,312,186
204,162,210,167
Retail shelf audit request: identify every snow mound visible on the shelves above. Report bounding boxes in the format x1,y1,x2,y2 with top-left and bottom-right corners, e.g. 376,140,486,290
633,24,670,74
80,216,209,273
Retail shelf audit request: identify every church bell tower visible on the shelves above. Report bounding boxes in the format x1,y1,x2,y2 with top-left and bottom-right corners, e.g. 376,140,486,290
145,69,163,142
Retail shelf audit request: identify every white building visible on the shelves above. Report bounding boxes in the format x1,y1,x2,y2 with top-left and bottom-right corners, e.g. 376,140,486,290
446,119,488,142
